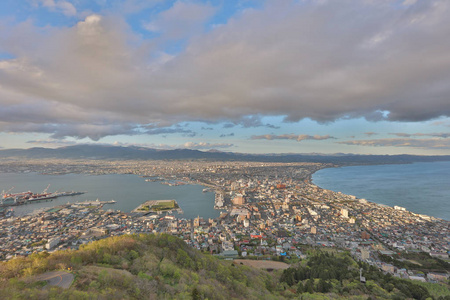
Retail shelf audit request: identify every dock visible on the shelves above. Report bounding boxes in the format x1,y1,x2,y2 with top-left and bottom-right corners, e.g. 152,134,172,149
73,199,116,206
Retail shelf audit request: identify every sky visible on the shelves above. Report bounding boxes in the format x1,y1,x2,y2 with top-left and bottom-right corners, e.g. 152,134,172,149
0,0,449,155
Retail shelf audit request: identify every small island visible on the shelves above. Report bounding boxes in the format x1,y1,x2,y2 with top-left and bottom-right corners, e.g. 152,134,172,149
132,199,182,214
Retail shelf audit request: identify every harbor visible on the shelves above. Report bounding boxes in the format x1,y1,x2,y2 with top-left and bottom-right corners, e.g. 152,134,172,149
0,173,219,219
1,185,86,208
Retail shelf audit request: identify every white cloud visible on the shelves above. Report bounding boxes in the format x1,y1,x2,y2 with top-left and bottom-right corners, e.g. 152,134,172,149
389,132,450,138
111,140,233,150
35,0,77,16
182,142,233,150
26,138,77,147
338,138,450,149
1,1,450,140
251,134,335,142
364,132,378,137
143,1,216,39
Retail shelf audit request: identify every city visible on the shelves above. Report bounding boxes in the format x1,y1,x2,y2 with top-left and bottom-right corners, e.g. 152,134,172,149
1,159,448,285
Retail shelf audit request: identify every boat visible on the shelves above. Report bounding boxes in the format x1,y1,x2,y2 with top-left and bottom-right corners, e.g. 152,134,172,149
5,209,14,218
2,189,33,200
58,191,86,197
27,193,58,202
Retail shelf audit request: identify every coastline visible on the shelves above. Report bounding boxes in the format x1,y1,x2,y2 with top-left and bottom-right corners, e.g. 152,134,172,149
310,161,450,221
1,172,219,219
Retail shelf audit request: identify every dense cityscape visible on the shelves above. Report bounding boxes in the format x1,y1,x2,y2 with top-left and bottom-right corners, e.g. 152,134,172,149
1,159,448,286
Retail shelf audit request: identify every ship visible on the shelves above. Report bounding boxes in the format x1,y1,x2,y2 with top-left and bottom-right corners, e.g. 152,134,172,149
2,187,33,201
58,191,86,197
26,193,58,202
24,184,56,202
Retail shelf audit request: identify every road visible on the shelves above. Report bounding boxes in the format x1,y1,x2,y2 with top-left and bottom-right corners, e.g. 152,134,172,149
33,270,74,289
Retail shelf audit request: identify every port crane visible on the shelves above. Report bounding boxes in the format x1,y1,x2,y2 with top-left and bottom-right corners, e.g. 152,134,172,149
1,187,15,205
2,186,14,198
43,184,51,194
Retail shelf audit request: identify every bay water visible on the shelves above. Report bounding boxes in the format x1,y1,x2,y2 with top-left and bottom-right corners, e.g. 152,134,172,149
0,173,220,219
312,161,450,221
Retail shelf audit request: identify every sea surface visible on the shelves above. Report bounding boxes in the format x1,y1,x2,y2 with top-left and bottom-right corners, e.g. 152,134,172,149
0,173,220,219
312,161,450,221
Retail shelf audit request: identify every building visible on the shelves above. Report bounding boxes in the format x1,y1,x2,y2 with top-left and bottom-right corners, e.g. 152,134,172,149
361,249,370,260
46,237,61,250
193,216,200,227
361,231,371,240
232,194,245,205
427,272,449,282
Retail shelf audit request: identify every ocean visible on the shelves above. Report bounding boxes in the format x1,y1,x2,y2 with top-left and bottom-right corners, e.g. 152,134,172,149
312,161,450,221
0,173,220,219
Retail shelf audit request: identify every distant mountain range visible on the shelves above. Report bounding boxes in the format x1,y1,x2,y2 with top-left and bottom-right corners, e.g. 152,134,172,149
0,144,449,165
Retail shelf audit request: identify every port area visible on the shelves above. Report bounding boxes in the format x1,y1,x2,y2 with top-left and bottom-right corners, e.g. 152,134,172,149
0,191,86,208
72,199,116,207
131,200,182,215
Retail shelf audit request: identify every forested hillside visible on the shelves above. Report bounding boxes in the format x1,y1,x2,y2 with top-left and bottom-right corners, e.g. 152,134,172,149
0,234,448,299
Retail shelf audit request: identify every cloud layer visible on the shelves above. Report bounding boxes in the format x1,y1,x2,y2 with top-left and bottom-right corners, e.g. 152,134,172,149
1,0,450,140
338,138,450,149
251,134,335,142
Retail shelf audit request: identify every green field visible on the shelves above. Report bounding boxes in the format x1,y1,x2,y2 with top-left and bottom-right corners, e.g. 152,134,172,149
151,200,177,211
137,200,178,212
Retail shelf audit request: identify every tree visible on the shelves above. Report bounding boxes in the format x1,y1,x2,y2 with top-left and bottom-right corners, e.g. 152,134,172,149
191,287,201,300
305,279,314,294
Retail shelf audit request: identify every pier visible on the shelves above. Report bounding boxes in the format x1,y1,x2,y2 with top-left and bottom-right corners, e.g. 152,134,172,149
0,190,86,208
73,199,116,206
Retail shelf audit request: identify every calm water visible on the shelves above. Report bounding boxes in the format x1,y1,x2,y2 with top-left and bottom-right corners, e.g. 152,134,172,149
0,173,220,219
312,161,450,221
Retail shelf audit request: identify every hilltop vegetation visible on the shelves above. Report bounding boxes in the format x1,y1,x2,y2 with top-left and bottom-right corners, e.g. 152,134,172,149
0,234,280,299
280,251,449,299
0,234,448,299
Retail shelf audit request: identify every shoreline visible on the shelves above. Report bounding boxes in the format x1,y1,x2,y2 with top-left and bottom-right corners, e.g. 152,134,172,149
309,162,450,221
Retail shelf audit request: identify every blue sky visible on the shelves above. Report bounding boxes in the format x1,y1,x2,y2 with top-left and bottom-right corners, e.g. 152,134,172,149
0,0,449,155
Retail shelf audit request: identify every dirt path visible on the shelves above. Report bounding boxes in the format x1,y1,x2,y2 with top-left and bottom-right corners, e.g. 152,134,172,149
33,270,74,289
234,259,290,270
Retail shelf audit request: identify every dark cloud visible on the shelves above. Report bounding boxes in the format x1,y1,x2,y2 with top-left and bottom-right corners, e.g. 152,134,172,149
338,138,450,149
251,134,335,142
364,132,377,137
219,133,234,138
265,124,280,129
3,123,140,141
145,127,194,136
1,122,195,141
220,116,281,129
183,132,197,138
1,1,450,139
390,133,412,137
